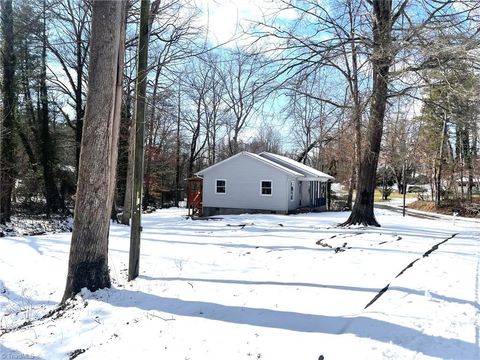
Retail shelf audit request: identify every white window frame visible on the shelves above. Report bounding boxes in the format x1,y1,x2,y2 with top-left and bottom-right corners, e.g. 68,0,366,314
260,180,273,196
215,179,226,194
290,181,295,201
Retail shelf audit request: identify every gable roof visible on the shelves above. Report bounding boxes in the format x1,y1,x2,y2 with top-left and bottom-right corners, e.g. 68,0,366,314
195,151,303,177
259,152,335,181
196,151,334,181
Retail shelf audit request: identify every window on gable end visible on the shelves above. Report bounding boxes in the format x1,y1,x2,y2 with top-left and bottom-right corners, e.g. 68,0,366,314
261,180,272,196
216,179,226,194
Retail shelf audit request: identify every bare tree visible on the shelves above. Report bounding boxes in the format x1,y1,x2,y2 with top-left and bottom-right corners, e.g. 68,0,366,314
284,68,340,165
47,0,91,177
382,99,419,194
120,0,199,223
183,61,211,178
201,54,225,166
219,48,271,155
342,1,397,226
247,120,283,154
39,0,65,215
259,0,480,225
417,57,480,207
181,52,228,177
255,0,370,210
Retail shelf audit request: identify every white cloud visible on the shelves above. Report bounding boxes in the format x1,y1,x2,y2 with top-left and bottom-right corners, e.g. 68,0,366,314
198,0,297,47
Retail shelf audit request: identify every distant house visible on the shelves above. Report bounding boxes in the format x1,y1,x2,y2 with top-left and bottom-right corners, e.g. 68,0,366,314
194,151,334,216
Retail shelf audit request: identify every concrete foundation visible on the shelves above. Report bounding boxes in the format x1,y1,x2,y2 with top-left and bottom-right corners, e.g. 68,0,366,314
202,206,327,217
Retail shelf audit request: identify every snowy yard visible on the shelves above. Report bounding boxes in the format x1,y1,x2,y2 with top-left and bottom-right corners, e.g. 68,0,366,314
1,208,479,360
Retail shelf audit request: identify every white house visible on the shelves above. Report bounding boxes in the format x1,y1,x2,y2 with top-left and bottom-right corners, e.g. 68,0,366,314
195,151,334,216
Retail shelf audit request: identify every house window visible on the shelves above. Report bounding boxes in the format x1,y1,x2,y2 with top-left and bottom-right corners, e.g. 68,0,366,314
216,179,226,194
290,181,294,201
261,180,272,196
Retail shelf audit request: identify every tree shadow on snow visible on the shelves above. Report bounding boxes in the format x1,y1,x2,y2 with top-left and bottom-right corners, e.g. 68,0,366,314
96,288,478,359
2,234,68,257
139,276,480,311
0,279,56,308
0,343,40,359
139,236,322,252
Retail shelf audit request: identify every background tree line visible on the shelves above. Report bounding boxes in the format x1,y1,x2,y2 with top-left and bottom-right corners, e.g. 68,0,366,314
1,0,479,227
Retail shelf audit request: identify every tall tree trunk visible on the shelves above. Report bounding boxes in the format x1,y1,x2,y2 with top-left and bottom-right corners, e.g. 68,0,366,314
143,134,153,207
435,116,448,207
121,119,135,225
73,19,86,181
348,4,362,198
463,124,473,202
116,87,130,208
133,0,160,209
17,40,38,173
0,0,16,225
346,162,355,210
392,167,403,194
470,117,478,201
188,102,202,178
457,124,465,201
39,0,63,216
16,125,37,173
459,156,464,201
210,116,217,165
466,154,473,202
342,1,393,227
174,86,181,207
62,0,126,302
74,44,84,180
143,57,162,207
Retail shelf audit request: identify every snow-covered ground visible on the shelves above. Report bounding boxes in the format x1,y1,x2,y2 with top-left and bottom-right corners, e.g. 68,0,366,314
1,208,479,360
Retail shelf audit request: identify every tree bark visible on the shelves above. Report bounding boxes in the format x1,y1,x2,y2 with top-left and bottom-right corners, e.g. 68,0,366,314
74,18,87,181
143,56,162,207
462,123,473,202
435,115,448,207
121,0,159,223
46,0,90,180
0,0,16,225
120,119,135,225
62,0,126,302
347,3,362,197
174,86,181,207
74,70,85,181
342,1,393,227
39,0,64,216
346,163,355,210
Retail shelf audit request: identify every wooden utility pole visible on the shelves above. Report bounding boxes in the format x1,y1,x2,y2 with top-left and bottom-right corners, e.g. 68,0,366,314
129,0,151,281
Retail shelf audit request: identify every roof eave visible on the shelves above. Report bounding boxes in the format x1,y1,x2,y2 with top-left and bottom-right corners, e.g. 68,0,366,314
301,176,335,181
195,151,304,178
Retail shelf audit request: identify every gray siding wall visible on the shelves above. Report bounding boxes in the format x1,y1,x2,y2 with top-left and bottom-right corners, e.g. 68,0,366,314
202,154,290,212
